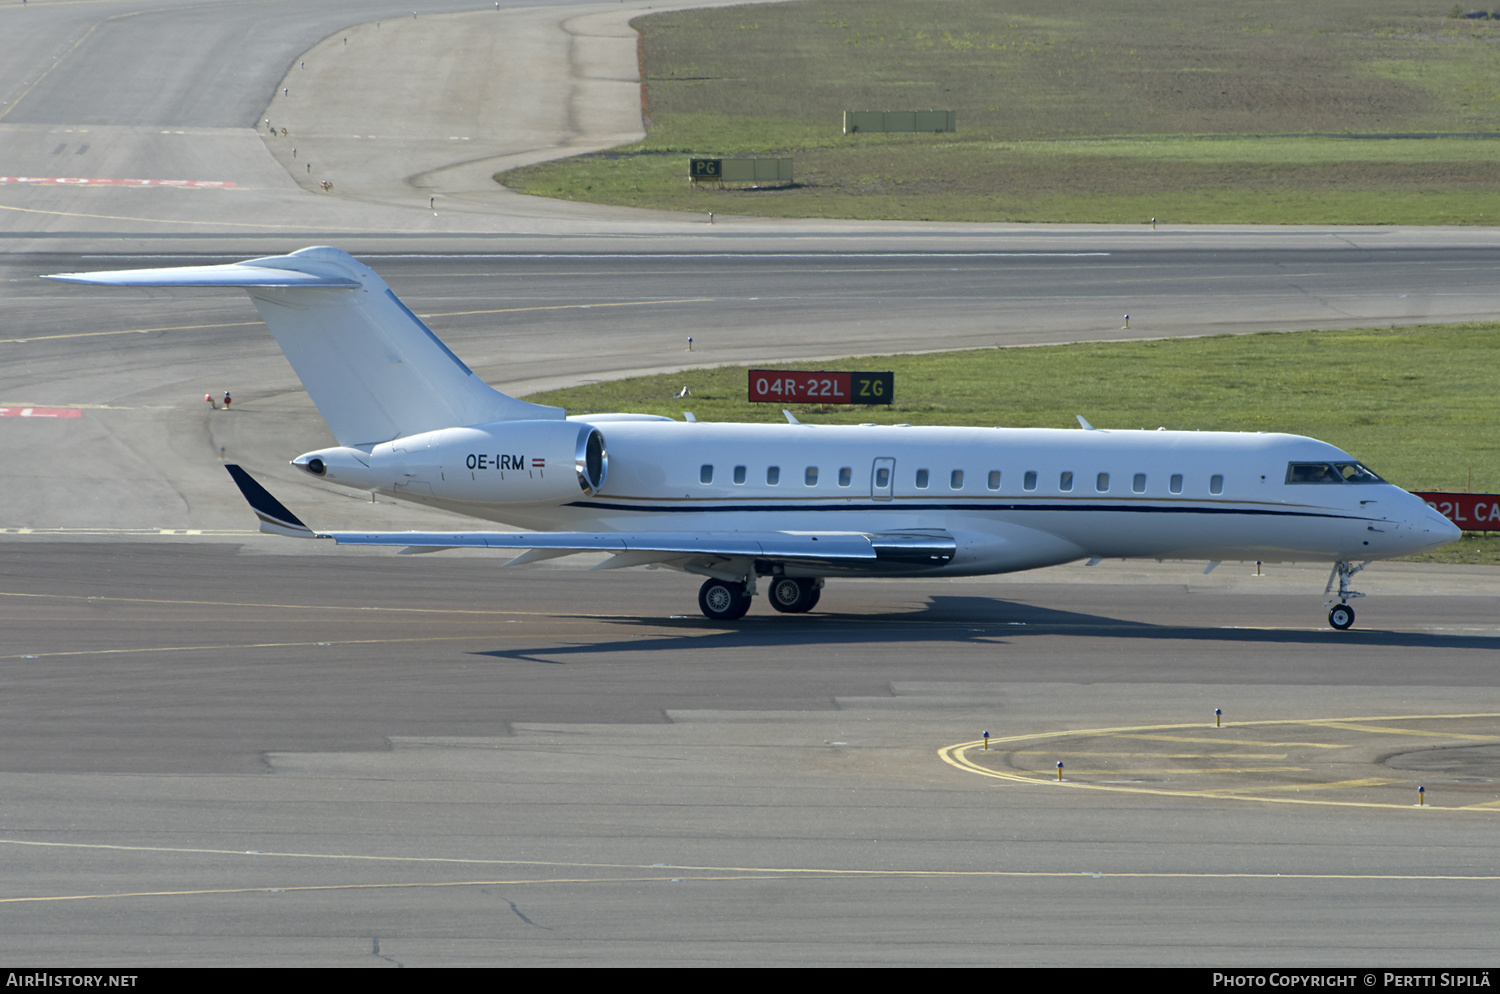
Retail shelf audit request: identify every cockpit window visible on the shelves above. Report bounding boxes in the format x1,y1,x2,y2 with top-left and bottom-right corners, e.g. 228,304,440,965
1285,461,1385,484
1337,462,1384,483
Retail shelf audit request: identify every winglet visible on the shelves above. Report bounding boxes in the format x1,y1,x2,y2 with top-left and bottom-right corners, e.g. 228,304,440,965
224,464,316,538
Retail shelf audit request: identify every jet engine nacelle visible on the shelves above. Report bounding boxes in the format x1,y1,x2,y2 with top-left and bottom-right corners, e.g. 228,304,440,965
294,420,607,504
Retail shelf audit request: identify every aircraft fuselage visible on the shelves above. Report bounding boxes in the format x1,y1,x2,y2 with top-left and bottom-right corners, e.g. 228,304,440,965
295,420,1456,577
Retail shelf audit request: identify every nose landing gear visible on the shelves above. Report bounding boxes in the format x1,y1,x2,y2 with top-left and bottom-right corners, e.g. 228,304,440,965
1327,602,1356,631
1324,560,1367,630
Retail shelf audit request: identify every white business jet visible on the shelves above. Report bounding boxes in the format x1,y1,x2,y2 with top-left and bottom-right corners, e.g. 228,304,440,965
48,247,1460,629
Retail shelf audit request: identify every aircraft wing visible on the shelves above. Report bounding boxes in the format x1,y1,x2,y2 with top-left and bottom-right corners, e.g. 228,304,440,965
225,465,954,571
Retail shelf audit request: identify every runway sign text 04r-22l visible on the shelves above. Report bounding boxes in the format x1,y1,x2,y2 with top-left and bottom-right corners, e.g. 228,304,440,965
748,371,894,405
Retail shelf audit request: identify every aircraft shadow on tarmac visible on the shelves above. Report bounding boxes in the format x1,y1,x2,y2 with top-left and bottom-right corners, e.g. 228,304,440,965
472,595,1500,663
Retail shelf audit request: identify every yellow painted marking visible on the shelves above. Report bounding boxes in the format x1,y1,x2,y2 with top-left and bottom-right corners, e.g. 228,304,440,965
0,321,258,345
939,714,1500,813
0,589,547,617
942,745,1414,810
0,877,686,904
1311,722,1496,741
0,305,708,347
420,298,714,319
1,837,1498,905
1013,767,1307,776
0,201,392,232
1011,750,1289,759
0,589,704,661
0,22,102,125
0,528,254,537
4,0,242,117
956,715,1500,747
0,635,496,661
257,133,472,142
1184,778,1399,796
0,590,1053,631
1116,734,1349,749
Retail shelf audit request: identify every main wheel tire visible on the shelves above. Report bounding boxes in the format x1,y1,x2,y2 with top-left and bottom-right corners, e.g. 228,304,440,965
768,577,817,614
1328,604,1355,630
699,578,752,621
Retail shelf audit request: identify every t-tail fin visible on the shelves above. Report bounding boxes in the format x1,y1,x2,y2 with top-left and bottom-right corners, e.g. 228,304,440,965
45,246,562,445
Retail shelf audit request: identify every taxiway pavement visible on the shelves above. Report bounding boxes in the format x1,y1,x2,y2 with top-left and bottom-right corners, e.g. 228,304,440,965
0,0,1497,967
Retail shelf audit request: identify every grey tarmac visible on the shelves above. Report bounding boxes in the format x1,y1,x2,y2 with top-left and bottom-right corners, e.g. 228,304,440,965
0,0,1497,968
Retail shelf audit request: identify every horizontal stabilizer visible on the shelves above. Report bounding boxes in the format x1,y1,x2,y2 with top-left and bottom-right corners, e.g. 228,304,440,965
43,265,360,289
47,247,562,445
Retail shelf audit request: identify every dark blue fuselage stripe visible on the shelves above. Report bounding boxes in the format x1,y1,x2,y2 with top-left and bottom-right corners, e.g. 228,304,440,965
565,500,1362,521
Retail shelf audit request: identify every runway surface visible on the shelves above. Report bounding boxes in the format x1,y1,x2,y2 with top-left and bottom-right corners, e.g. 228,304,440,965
1,0,1498,968
2,541,1498,965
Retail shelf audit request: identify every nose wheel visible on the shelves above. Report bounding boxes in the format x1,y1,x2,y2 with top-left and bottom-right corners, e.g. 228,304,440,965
1324,560,1367,631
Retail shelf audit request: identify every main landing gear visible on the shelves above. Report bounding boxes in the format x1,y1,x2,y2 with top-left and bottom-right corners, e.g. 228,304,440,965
698,577,754,621
1324,560,1367,631
697,576,824,620
768,576,821,614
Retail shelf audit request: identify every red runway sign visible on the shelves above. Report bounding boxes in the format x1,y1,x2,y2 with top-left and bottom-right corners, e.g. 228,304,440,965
748,370,893,405
1413,492,1500,531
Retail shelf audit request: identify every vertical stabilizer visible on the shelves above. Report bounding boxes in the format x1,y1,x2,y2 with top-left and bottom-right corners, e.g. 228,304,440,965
45,246,563,445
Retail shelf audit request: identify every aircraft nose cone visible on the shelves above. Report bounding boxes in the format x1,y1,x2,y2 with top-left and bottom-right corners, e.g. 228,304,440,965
1398,502,1462,554
1428,508,1463,542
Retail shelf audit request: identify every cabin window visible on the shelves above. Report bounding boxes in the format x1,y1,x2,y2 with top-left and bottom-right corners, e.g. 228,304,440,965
700,465,713,485
1024,471,1037,492
767,466,780,485
805,466,818,486
1059,471,1074,493
1132,473,1146,494
915,469,930,489
988,470,1001,491
1096,472,1110,493
1209,474,1224,495
1169,474,1183,495
733,465,746,485
951,470,964,490
875,466,890,489
838,467,852,487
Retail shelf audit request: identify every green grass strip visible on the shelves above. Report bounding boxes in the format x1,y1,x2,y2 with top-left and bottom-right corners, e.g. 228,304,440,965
501,0,1500,224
